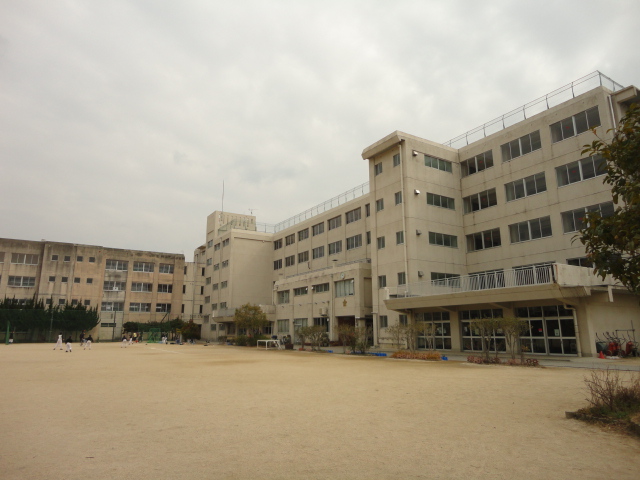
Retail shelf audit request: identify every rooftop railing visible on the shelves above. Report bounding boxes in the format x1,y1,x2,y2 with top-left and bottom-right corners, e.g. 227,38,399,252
443,71,624,149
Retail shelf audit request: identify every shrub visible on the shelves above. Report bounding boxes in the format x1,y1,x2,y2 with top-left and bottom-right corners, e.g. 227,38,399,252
584,369,640,415
235,335,248,346
524,358,539,367
392,350,442,361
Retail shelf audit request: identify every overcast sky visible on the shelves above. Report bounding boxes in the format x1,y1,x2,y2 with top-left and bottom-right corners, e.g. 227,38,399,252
1,0,639,256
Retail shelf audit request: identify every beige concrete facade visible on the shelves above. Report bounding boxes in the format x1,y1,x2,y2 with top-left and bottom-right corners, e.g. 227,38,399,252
0,238,185,341
199,77,640,356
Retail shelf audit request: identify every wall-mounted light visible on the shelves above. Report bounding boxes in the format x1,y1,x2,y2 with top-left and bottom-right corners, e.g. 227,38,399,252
414,189,420,195
412,150,418,156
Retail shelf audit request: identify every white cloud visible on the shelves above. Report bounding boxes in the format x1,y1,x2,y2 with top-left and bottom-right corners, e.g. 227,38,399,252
1,0,639,254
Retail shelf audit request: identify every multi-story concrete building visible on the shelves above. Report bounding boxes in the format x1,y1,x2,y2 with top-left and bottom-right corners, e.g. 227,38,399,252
200,72,640,357
0,238,185,341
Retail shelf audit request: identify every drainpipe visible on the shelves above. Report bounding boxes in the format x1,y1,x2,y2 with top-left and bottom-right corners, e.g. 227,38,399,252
399,143,409,294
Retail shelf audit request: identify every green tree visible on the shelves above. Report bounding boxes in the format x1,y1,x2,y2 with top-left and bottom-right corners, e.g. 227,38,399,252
233,303,269,337
499,316,529,361
579,104,640,296
181,319,201,341
337,324,356,354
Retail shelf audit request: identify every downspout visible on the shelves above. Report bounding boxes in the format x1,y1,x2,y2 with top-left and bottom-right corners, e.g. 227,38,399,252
398,143,411,329
607,95,617,131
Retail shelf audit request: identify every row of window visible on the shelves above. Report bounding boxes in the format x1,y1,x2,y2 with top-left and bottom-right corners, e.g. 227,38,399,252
274,234,367,269
101,302,171,312
105,260,174,273
206,238,229,251
274,208,367,249
276,281,343,303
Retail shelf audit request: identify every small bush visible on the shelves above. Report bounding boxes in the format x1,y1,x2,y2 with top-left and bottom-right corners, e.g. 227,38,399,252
584,369,640,415
524,358,539,367
235,335,248,346
392,350,442,361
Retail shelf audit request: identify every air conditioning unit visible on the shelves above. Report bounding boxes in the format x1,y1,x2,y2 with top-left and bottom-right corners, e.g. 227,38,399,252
319,307,328,316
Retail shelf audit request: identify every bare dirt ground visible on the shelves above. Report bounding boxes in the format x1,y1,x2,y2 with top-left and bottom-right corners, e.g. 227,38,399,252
1,343,639,480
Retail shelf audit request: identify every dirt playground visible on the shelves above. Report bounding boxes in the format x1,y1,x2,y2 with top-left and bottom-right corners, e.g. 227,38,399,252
1,342,639,480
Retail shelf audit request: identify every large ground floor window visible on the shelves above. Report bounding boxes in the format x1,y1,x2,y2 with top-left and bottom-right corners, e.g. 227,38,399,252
516,305,577,355
461,309,505,352
416,312,452,350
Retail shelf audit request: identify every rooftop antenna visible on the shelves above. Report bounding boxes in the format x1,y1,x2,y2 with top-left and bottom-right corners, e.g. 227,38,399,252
219,180,225,222
248,208,257,215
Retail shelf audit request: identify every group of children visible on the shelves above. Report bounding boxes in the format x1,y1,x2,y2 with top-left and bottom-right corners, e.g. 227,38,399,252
53,330,93,352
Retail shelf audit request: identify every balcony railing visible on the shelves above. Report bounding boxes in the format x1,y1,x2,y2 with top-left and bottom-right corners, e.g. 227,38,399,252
391,264,616,299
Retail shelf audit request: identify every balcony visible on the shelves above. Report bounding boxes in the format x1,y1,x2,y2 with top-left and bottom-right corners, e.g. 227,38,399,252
385,264,620,310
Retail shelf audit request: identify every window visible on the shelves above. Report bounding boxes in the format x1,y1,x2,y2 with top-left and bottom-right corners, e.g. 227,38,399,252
509,216,552,243
380,315,388,328
461,150,494,177
425,154,452,172
393,153,400,166
8,276,36,287
214,243,221,251
129,303,151,312
377,236,386,249
274,239,283,250
466,228,501,252
556,155,606,187
133,262,154,272
277,319,290,333
285,255,295,267
64,256,71,262
159,264,174,274
106,259,128,271
61,277,68,283
346,234,362,250
221,260,229,268
313,283,329,293
76,256,83,262
206,258,213,266
156,303,171,313
378,275,387,288
567,257,592,267
501,130,542,161
298,228,309,241
101,302,124,312
49,276,55,282
328,241,342,255
200,286,204,295
87,278,93,284
335,279,354,297
365,204,371,217
505,173,547,201
51,254,58,261
431,272,460,287
396,231,404,245
395,192,402,205
11,253,39,265
298,251,309,263
328,216,342,230
84,300,91,306
375,198,384,212
207,240,213,248
103,281,126,291
206,277,211,285
157,284,173,293
274,259,283,270
374,162,383,175
221,281,228,289
345,208,361,224
294,287,308,296
428,232,458,248
312,246,325,259
183,285,186,294
222,239,229,247
277,290,290,304
366,231,371,245
213,263,219,271
89,257,95,263
562,202,614,233
314,317,329,332
74,277,81,284
220,302,227,309
399,314,408,326
427,192,455,210
463,188,497,214
550,107,601,143
285,234,295,246
397,272,406,285
312,223,324,236
212,283,219,291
